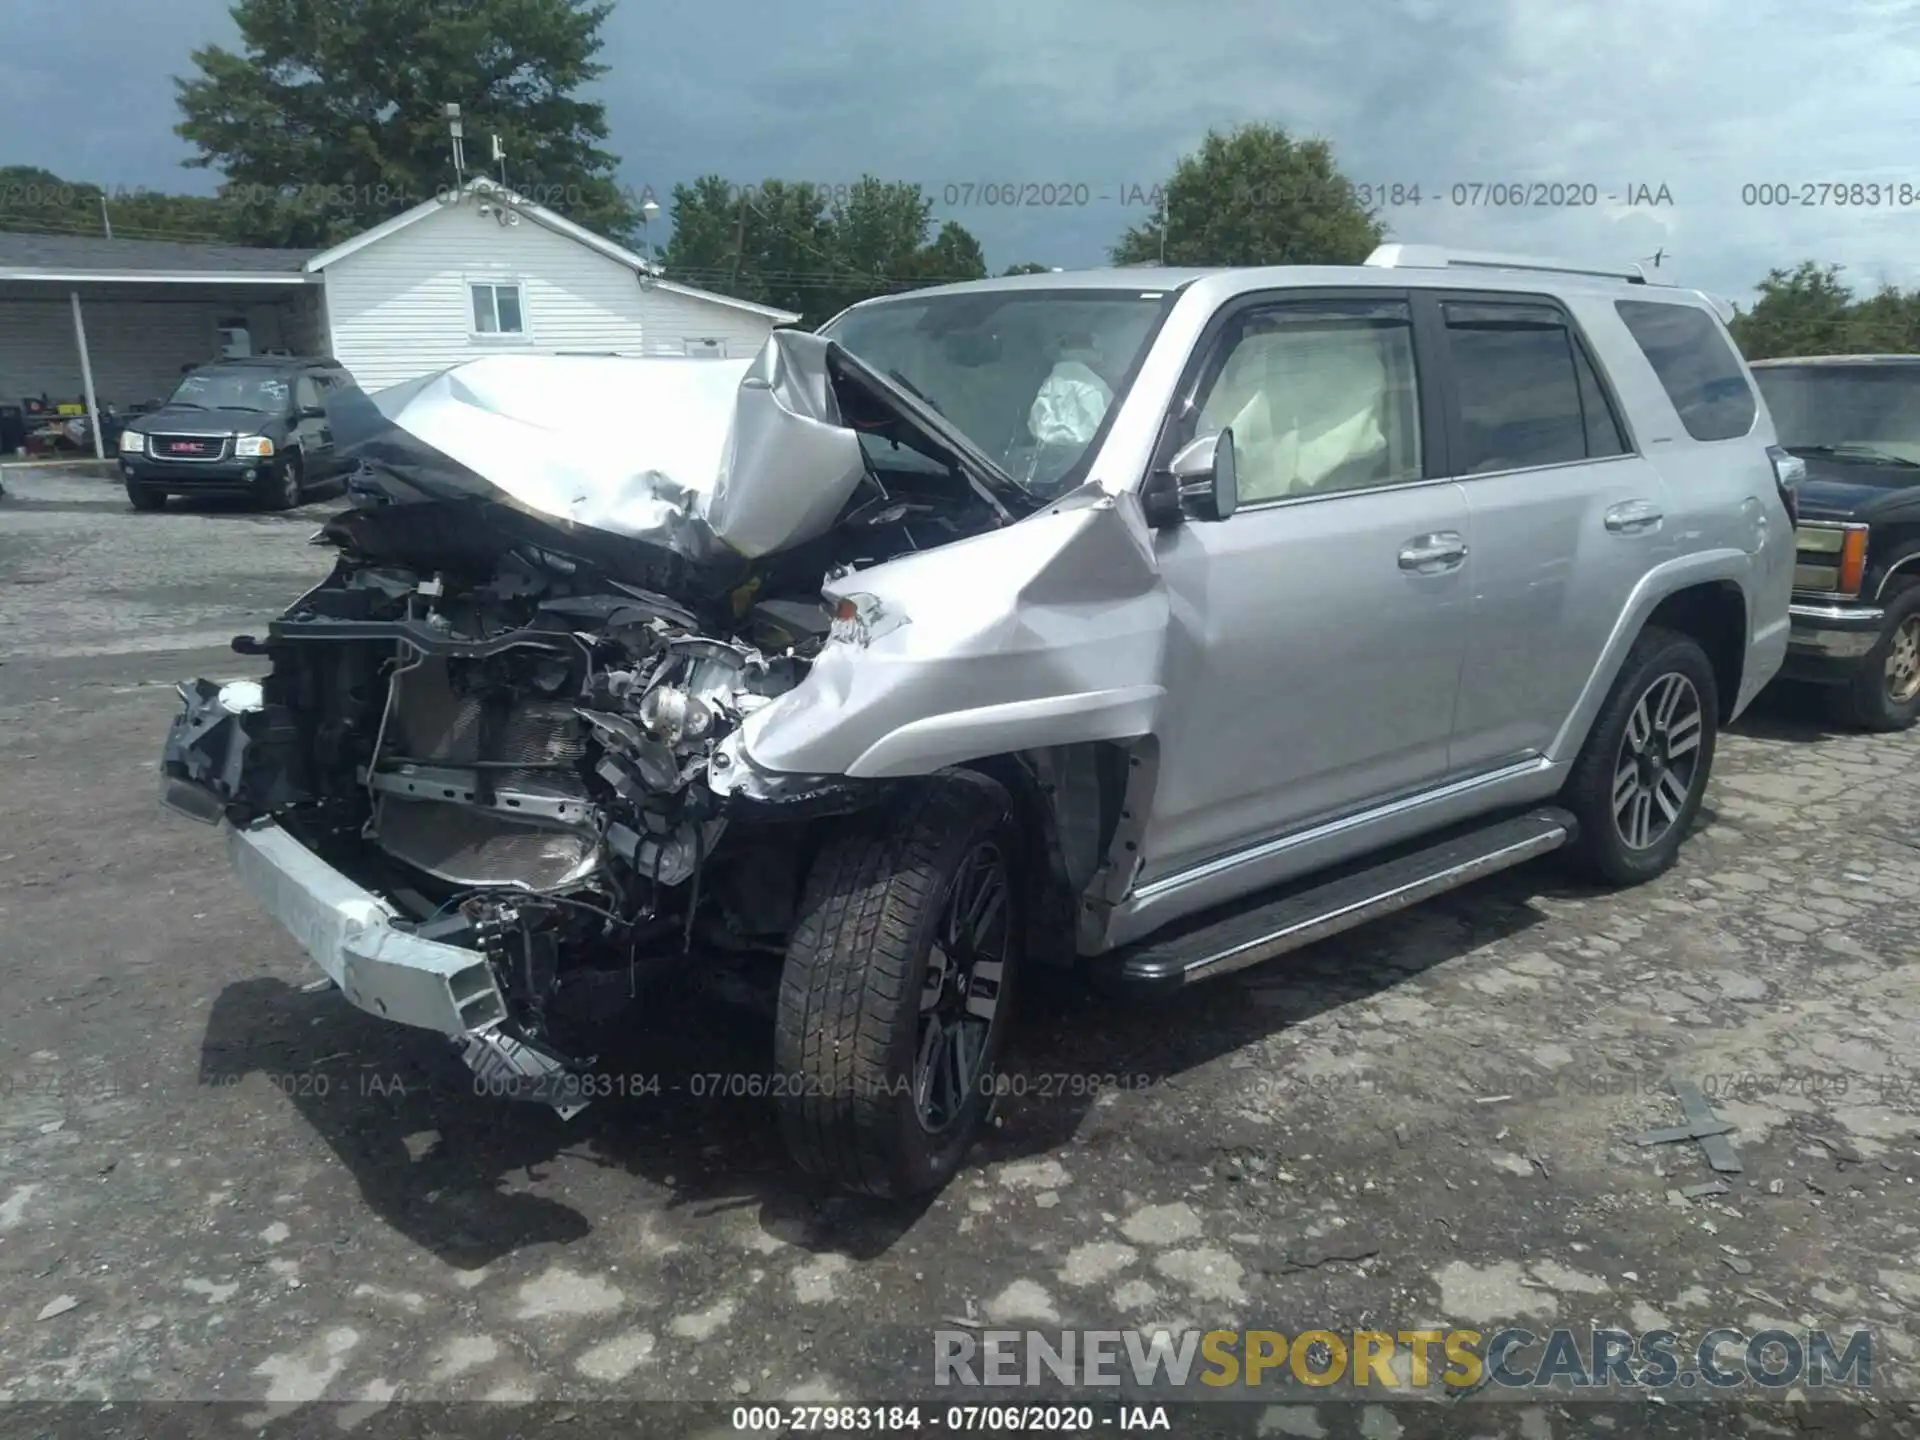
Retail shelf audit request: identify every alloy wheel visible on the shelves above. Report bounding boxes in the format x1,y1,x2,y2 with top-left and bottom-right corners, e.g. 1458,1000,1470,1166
1611,671,1704,851
270,456,302,509
1885,616,1920,704
913,841,1010,1133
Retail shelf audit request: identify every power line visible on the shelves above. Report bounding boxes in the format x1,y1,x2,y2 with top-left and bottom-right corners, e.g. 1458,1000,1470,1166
0,210,231,244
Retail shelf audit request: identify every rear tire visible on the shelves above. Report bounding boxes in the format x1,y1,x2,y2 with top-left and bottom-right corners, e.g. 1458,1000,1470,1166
1829,586,1920,732
775,771,1022,1199
1560,625,1719,887
125,483,166,512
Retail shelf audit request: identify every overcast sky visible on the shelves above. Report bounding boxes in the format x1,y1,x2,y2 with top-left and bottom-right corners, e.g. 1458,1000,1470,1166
5,0,1919,302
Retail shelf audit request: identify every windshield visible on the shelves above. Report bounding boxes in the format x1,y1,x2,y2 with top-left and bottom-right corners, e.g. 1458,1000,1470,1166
1753,364,1920,466
167,369,292,413
819,288,1172,497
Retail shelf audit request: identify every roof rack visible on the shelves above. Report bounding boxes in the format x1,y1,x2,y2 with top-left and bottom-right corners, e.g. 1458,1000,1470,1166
1364,243,1650,285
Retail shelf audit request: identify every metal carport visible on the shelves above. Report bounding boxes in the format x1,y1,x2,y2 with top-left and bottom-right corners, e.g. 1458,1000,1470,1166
0,234,322,458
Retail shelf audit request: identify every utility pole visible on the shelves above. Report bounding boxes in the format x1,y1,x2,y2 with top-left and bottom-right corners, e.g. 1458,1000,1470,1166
729,190,747,287
99,192,112,239
1157,188,1167,265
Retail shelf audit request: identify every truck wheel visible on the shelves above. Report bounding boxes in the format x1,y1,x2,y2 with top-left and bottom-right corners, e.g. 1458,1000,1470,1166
1830,587,1920,732
1561,625,1719,887
260,452,302,511
126,483,166,512
775,771,1021,1198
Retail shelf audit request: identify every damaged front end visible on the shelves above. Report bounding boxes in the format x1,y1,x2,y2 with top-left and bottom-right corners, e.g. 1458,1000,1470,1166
158,330,1025,1115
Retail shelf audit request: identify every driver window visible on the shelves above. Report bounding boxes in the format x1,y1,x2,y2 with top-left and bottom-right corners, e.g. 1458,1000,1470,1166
1194,301,1422,505
293,375,322,412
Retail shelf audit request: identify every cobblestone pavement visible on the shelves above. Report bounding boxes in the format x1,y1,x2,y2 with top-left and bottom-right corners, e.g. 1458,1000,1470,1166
2,467,1917,1436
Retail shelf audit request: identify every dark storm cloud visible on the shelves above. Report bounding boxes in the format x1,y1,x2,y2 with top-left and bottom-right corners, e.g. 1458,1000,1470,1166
4,0,1915,299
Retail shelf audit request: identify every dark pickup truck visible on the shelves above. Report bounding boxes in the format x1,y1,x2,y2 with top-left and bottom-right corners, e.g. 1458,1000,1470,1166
1752,354,1920,729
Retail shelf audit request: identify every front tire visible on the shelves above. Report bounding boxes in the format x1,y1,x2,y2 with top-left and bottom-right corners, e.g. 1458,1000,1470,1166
260,451,302,511
1830,586,1920,732
1561,625,1719,887
775,771,1022,1198
125,483,166,512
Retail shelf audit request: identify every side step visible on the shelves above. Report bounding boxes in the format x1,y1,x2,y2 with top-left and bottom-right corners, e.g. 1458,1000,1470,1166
1105,807,1577,994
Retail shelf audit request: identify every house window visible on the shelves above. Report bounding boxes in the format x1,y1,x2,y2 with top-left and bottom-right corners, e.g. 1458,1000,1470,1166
683,338,727,358
470,282,526,337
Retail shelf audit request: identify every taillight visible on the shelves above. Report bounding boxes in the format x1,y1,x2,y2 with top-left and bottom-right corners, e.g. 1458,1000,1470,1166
1767,444,1804,526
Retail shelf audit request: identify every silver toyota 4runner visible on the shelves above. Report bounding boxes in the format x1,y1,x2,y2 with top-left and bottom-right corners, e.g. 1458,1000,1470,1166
158,244,1795,1197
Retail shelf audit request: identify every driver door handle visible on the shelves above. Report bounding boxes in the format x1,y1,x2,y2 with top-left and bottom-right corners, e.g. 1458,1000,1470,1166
1604,500,1664,534
1398,531,1468,573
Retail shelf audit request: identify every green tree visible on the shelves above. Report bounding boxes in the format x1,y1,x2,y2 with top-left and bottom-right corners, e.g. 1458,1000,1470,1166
1000,261,1052,276
175,0,636,248
1849,284,1920,355
660,174,988,326
896,221,987,289
0,165,238,242
1727,262,1859,359
660,177,839,319
1110,123,1384,267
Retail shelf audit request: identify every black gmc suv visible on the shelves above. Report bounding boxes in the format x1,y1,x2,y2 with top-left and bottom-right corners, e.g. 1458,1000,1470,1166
1752,354,1920,729
118,356,359,512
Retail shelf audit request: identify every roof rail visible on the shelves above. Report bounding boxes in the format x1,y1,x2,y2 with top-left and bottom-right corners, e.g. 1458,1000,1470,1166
1364,243,1650,285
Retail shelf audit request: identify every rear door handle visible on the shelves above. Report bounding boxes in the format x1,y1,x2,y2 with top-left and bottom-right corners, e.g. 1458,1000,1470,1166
1398,531,1468,572
1604,500,1664,534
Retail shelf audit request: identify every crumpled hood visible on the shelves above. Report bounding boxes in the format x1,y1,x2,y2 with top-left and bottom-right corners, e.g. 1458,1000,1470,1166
328,329,869,561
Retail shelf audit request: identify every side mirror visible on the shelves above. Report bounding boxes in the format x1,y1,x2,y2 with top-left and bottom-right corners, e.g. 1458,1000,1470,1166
298,405,326,420
1144,429,1238,527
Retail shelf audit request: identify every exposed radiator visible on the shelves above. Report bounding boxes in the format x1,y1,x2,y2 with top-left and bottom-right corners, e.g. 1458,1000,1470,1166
371,659,598,890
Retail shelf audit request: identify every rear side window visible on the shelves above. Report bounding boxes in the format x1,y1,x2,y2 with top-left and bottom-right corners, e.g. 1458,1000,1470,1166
1614,299,1756,442
1442,301,1627,474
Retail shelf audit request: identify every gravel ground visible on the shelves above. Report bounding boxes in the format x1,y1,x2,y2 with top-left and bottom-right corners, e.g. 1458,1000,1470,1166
2,466,1918,1437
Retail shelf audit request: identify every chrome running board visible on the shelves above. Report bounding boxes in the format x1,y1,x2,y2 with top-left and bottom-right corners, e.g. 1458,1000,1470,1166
1107,807,1576,992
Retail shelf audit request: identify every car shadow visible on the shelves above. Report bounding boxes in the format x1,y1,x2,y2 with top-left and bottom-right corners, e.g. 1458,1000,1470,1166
980,859,1566,1169
1729,680,1852,743
197,972,925,1272
198,857,1570,1270
161,481,350,520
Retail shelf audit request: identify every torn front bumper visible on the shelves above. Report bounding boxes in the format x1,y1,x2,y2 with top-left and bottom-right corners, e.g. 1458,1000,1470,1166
161,676,589,1117
163,677,507,1035
226,817,507,1035
223,817,590,1119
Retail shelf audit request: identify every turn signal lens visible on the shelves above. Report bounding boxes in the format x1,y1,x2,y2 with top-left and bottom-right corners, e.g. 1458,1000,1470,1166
1838,528,1869,597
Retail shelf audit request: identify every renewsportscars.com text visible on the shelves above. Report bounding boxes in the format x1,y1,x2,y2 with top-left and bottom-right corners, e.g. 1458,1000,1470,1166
934,1326,1873,1392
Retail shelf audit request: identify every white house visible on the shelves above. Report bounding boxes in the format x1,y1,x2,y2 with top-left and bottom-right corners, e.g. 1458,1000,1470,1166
304,178,799,389
0,178,800,455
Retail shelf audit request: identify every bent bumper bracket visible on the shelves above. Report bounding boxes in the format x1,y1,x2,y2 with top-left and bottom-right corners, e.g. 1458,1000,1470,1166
227,818,508,1035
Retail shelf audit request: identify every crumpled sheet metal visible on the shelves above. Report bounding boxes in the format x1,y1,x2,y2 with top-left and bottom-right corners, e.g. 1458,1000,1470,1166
739,487,1170,779
330,330,868,561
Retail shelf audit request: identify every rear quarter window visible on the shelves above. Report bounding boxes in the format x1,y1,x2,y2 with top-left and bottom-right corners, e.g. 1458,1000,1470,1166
1614,299,1756,442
